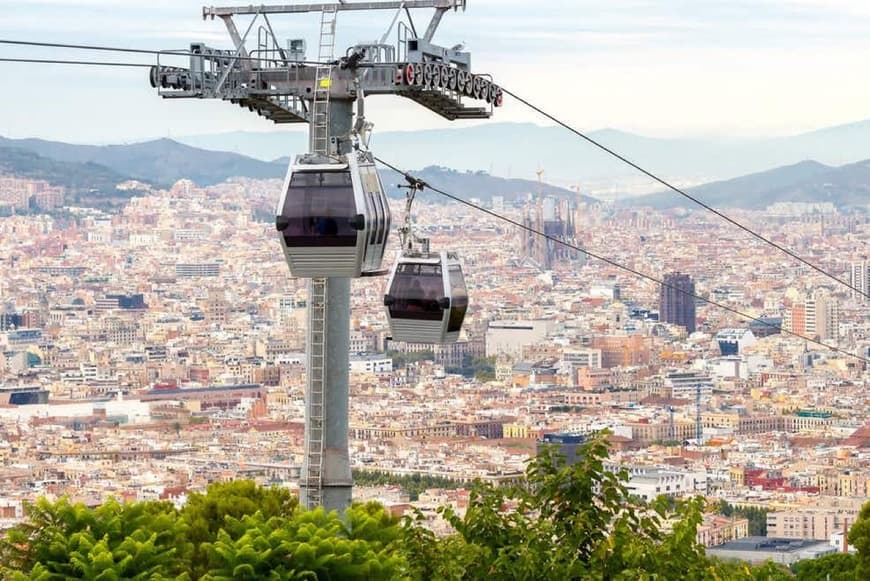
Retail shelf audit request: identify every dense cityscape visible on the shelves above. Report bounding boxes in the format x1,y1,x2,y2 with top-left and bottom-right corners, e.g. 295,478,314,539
1,0,870,576
0,171,867,568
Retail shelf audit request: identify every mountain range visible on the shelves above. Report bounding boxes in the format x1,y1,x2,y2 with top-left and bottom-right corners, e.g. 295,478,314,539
629,160,870,210
1,123,869,212
0,136,284,187
175,120,870,192
377,166,596,205
0,137,585,210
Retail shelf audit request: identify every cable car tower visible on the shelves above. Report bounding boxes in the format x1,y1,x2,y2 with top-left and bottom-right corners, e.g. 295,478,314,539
150,1,501,513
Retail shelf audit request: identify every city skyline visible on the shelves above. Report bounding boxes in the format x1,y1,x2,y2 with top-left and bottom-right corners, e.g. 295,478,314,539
0,148,867,575
0,1,868,575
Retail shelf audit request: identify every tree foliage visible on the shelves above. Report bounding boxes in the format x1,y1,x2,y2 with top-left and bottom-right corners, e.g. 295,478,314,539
401,434,724,580
1,447,867,580
180,480,298,577
447,354,496,381
717,500,769,536
352,469,465,501
387,349,434,369
851,500,870,578
0,496,188,580
202,502,404,580
791,552,858,580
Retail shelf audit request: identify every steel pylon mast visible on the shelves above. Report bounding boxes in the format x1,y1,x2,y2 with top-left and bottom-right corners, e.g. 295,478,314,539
151,0,501,513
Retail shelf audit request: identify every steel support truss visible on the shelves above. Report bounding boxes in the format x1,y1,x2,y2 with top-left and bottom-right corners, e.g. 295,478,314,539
151,1,500,123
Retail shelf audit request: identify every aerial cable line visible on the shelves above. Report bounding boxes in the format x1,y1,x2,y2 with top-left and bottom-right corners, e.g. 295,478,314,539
0,57,152,68
0,42,860,295
499,87,869,301
2,49,864,359
373,155,869,365
0,38,326,66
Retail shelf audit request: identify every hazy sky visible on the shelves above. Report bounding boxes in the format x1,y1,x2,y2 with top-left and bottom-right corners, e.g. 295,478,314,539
1,0,870,143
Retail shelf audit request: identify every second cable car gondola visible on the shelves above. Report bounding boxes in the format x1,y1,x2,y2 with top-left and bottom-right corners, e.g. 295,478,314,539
383,250,468,344
275,150,390,278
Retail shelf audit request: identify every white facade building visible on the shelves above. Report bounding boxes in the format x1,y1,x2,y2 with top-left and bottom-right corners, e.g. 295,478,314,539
849,261,869,301
349,354,393,375
665,370,714,402
485,319,554,358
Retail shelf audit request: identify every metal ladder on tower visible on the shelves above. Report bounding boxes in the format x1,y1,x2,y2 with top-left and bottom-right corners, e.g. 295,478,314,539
305,276,327,508
310,6,337,156
304,6,337,510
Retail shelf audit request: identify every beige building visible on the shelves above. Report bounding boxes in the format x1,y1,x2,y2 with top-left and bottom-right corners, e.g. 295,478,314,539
702,412,783,434
697,516,749,548
627,420,696,444
783,289,839,341
767,505,861,541
813,470,870,498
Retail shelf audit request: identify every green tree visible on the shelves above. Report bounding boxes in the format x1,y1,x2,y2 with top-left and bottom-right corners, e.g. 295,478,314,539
1,458,833,580
179,480,298,577
401,511,487,580
202,503,405,580
0,496,188,580
403,433,706,579
850,500,870,578
352,469,465,501
791,552,858,580
387,350,434,369
400,433,796,580
470,356,497,382
448,354,496,381
717,500,769,536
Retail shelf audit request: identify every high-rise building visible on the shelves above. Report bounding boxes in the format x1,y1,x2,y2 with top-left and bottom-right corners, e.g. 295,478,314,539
784,290,839,341
783,302,807,336
660,272,696,334
849,261,870,301
810,290,839,341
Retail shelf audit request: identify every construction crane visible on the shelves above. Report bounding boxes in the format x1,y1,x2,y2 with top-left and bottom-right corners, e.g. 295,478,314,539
150,0,501,514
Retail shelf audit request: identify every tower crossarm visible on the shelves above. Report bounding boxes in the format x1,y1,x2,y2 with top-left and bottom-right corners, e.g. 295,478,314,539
203,1,467,17
150,1,499,122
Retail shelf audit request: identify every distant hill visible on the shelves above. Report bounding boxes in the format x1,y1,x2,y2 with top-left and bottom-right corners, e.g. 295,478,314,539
176,119,870,190
12,116,870,199
0,136,285,187
8,130,869,212
628,159,870,209
377,165,597,204
0,136,593,212
0,147,147,207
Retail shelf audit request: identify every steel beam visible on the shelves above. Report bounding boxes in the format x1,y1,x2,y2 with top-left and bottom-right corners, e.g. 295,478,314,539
422,7,447,41
204,1,464,17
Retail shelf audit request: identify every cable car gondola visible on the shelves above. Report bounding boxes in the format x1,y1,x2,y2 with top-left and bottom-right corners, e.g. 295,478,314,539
275,150,390,278
383,250,468,344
